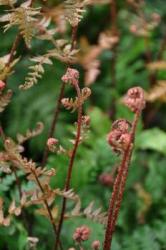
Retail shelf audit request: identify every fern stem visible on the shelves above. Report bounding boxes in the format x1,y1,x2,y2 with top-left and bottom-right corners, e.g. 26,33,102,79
6,34,21,68
42,25,78,166
12,166,22,198
109,0,118,119
0,125,5,141
103,110,140,250
31,168,63,250
54,83,83,250
5,0,35,72
42,81,66,166
71,25,78,51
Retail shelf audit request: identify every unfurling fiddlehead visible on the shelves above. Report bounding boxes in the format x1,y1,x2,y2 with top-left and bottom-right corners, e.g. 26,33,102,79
103,86,146,250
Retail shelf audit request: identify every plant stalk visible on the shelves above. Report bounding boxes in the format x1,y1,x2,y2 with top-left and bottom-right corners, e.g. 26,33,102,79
54,83,83,250
103,110,140,250
42,25,78,166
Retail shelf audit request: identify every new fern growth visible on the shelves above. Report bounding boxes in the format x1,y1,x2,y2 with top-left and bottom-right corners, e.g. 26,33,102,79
103,87,146,250
0,2,41,47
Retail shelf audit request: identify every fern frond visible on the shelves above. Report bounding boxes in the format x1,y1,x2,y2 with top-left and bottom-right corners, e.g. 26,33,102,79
0,0,16,6
64,0,87,27
53,189,106,224
4,138,37,178
0,90,12,112
0,55,19,80
83,201,107,225
145,81,166,102
37,17,57,41
61,87,91,112
19,56,52,90
0,5,40,47
147,61,166,71
16,122,44,144
48,39,79,63
61,97,78,112
54,188,81,216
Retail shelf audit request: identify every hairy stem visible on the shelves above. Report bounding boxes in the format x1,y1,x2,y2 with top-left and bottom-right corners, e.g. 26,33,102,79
103,110,140,250
54,84,83,250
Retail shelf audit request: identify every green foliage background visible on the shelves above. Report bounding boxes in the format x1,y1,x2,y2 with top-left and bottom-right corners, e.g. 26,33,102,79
0,0,166,249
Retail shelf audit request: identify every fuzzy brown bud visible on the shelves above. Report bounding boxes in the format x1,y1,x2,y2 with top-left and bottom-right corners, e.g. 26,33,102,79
61,67,79,86
47,138,58,152
73,225,91,242
123,87,145,112
99,173,114,187
107,119,131,153
92,240,100,250
112,119,131,133
82,115,90,126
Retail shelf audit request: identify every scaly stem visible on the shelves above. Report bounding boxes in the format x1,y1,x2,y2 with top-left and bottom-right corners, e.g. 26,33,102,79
54,84,82,250
103,111,140,250
42,25,78,166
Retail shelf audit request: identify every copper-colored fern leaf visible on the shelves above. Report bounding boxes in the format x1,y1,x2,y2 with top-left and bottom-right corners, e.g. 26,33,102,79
145,81,166,102
0,90,12,112
16,122,44,144
0,4,40,47
64,0,87,27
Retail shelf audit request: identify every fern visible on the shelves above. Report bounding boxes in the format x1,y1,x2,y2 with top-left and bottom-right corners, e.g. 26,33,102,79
19,56,52,90
0,0,16,6
147,61,166,71
0,55,19,80
145,81,166,102
0,4,40,47
48,39,79,63
64,0,87,27
83,201,107,225
61,87,91,112
20,40,78,90
0,90,12,112
16,122,44,144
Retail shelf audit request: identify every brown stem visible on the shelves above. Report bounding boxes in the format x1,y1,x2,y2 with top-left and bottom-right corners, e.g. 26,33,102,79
54,84,83,250
0,125,5,141
31,168,63,250
71,26,78,51
110,0,117,34
5,0,36,78
157,32,166,60
109,0,118,119
144,37,156,86
42,81,66,166
103,111,140,250
42,25,78,166
12,166,22,198
6,35,21,68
